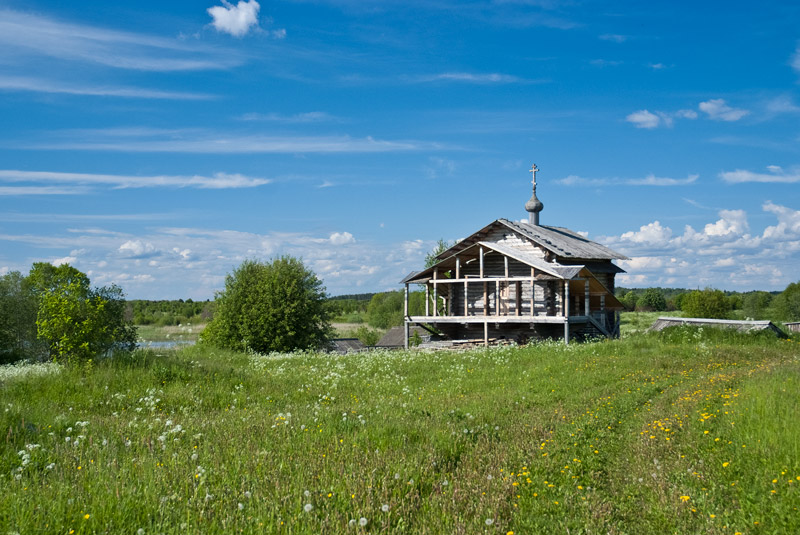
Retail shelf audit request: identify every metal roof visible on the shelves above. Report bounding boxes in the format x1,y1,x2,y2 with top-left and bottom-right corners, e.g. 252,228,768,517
499,219,629,260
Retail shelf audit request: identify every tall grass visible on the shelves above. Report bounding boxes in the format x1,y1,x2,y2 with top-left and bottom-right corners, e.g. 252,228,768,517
1,329,798,534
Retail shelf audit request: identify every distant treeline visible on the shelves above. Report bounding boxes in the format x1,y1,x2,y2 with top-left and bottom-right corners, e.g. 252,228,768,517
615,285,797,322
126,299,215,326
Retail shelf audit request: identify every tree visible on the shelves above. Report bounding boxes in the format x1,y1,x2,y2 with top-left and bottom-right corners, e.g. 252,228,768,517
30,263,137,363
201,257,333,353
742,291,773,320
0,271,41,362
424,239,452,268
681,288,731,319
367,291,404,329
637,288,667,311
772,281,800,322
619,290,638,311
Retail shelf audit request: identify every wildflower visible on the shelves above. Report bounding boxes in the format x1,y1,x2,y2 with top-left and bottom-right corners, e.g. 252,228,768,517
137,530,145,535
381,504,390,512
722,462,729,467
359,518,368,527
84,514,90,520
244,491,252,499
485,519,494,526
238,503,244,511
304,490,311,497
304,504,313,512
680,495,690,502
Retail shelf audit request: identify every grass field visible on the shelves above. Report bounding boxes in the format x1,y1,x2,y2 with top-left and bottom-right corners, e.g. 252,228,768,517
1,327,798,534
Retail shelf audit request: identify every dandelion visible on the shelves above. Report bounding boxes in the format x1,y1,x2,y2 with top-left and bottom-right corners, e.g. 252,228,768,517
359,518,368,527
680,495,690,502
137,529,145,535
84,514,90,520
244,491,252,499
348,519,356,527
304,504,313,513
238,503,244,511
722,462,730,467
381,504,390,512
304,490,311,497
485,518,494,526
394,473,400,480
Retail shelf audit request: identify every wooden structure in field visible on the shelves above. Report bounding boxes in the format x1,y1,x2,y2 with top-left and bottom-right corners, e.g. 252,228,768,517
401,164,628,347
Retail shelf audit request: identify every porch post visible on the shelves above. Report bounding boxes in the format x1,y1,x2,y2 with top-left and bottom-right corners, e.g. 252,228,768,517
484,320,489,347
425,284,430,316
564,280,570,345
404,284,409,350
433,268,438,317
585,280,590,318
600,295,606,329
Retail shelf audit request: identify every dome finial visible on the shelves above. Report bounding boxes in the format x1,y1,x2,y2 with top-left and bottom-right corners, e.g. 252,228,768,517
525,163,543,225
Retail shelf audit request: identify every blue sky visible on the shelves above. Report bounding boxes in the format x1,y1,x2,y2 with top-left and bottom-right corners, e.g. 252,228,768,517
1,0,799,299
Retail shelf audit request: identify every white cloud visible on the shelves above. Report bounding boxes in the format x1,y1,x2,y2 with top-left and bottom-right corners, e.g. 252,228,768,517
698,99,749,121
557,174,698,187
765,95,800,115
31,131,435,154
719,166,800,184
619,256,664,270
416,72,521,84
119,240,159,259
0,9,241,71
703,209,749,237
792,45,800,73
625,110,661,129
238,111,337,123
207,1,261,37
329,232,355,245
648,63,667,70
619,221,673,245
599,34,627,43
0,170,271,190
0,75,213,100
51,256,77,266
0,186,87,196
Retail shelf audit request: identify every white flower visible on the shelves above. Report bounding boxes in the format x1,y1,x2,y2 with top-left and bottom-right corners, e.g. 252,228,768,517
304,490,310,497
359,518,368,526
244,491,252,499
381,504,389,512
238,502,244,511
137,529,145,535
304,503,313,512
348,519,356,527
485,518,494,526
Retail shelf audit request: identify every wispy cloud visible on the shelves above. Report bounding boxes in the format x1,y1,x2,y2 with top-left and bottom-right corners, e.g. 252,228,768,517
625,109,697,129
207,0,262,37
238,111,339,122
698,99,749,121
0,170,271,189
29,131,440,154
0,186,87,196
792,45,800,73
589,59,622,67
0,9,242,72
411,72,522,84
0,75,214,100
719,165,800,184
598,34,627,43
558,174,698,186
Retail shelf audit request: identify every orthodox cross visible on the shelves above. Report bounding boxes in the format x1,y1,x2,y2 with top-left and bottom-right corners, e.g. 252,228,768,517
529,164,539,188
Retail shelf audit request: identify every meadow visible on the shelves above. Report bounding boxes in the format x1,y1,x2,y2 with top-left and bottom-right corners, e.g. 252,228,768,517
1,327,798,534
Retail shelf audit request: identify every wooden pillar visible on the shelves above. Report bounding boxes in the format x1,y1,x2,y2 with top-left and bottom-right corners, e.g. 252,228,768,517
564,280,570,345
600,295,606,329
404,321,409,350
484,321,489,347
404,284,409,350
495,280,501,317
464,277,469,316
479,247,484,278
433,269,438,317
455,256,460,279
425,284,430,316
515,281,521,316
530,268,535,317
404,284,409,317
504,256,509,278
584,280,590,318
483,282,488,316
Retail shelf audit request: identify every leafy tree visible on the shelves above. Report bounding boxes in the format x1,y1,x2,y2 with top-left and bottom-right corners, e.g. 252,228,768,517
201,257,333,353
424,239,452,268
742,291,773,320
619,290,638,311
681,288,731,319
0,271,42,362
637,288,667,311
29,263,137,363
772,281,800,322
367,291,405,329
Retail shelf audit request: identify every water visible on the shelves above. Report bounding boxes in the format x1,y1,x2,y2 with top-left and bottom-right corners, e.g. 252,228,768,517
137,340,196,349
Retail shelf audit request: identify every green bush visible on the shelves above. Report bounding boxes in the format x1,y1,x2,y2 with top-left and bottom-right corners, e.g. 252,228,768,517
772,281,800,321
681,288,731,319
637,288,667,311
201,257,333,353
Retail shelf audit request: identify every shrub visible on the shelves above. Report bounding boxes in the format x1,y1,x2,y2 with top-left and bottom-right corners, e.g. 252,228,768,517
201,257,333,353
681,288,731,319
637,288,667,311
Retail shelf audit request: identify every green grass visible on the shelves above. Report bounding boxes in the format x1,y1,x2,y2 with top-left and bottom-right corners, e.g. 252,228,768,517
1,329,798,534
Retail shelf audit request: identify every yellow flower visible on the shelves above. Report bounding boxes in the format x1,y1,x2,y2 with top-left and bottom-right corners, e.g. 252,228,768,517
722,462,729,467
84,514,90,520
680,495,690,502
